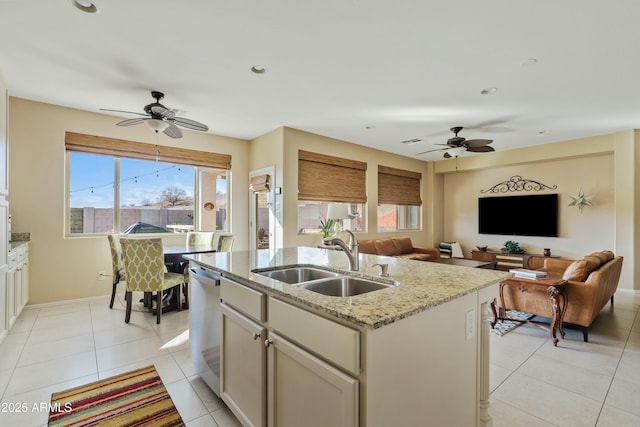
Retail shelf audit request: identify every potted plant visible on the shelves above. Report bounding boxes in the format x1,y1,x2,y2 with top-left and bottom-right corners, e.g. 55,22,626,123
503,240,523,254
319,216,334,239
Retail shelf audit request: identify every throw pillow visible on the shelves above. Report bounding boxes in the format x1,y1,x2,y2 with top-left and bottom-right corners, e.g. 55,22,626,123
563,258,596,282
374,239,398,256
392,237,414,255
358,240,376,255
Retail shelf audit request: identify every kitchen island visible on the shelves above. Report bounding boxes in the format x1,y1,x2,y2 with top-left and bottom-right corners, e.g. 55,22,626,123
186,246,511,427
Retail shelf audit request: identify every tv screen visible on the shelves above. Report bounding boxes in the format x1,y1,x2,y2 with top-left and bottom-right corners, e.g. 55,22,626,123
478,194,559,237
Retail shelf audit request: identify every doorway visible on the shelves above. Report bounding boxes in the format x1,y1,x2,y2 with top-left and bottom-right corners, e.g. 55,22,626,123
249,167,276,250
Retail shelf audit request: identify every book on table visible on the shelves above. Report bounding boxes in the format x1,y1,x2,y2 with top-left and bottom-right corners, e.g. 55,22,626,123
509,268,548,279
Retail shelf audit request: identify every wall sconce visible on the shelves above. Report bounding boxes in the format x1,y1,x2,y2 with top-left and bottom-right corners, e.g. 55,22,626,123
568,188,593,213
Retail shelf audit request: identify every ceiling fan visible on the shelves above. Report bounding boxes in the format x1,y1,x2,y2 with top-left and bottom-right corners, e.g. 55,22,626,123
416,126,495,158
101,91,209,139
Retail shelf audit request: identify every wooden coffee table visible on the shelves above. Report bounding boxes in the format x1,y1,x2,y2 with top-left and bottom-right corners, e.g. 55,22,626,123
428,257,496,269
491,277,568,346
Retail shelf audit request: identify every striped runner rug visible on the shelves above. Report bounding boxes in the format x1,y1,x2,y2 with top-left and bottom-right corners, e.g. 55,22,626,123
48,365,184,427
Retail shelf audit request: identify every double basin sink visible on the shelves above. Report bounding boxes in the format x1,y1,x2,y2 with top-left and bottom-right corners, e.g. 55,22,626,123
253,265,398,297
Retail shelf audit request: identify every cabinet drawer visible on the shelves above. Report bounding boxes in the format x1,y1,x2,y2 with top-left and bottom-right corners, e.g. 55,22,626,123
268,297,360,375
220,277,265,322
8,250,18,268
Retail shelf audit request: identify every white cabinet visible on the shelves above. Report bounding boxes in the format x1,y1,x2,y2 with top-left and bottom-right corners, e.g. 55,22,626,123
6,248,17,328
221,303,266,427
267,332,358,427
6,245,28,329
219,278,359,427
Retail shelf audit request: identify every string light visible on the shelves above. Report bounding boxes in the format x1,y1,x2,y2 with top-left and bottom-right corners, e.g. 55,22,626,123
70,164,179,194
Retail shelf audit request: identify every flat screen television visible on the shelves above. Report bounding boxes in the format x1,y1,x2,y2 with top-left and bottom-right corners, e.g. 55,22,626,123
478,193,559,237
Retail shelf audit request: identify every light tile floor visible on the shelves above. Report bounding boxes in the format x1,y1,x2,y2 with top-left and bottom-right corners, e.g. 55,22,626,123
490,289,640,427
0,290,638,426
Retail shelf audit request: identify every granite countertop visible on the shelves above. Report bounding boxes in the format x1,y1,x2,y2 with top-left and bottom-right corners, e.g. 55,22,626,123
9,232,30,251
185,246,511,330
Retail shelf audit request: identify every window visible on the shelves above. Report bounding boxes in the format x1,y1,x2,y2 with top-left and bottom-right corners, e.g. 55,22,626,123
297,201,365,233
377,165,421,232
297,150,367,233
66,132,230,235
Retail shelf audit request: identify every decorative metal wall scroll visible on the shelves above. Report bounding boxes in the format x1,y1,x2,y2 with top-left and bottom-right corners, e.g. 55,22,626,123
480,175,557,194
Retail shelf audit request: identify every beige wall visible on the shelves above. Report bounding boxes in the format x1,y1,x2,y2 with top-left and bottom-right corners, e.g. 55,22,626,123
8,96,640,304
8,98,249,304
434,132,638,290
279,127,436,248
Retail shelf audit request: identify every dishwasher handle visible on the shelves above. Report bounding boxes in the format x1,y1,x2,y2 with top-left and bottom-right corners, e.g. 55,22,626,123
189,267,221,287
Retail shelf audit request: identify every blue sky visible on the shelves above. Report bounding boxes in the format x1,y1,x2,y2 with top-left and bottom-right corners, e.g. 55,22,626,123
69,153,194,208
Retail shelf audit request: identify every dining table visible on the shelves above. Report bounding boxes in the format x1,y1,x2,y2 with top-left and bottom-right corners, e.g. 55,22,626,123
159,244,217,312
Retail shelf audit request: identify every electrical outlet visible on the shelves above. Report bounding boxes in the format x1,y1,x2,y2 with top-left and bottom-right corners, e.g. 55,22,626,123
465,309,476,341
97,271,106,281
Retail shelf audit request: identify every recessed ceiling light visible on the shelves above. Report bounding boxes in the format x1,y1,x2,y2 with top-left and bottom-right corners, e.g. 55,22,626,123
480,87,498,95
537,130,552,136
365,125,375,130
71,0,98,13
520,58,538,67
251,65,266,74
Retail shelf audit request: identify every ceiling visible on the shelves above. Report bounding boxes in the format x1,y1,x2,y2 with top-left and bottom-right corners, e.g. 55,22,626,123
1,0,639,160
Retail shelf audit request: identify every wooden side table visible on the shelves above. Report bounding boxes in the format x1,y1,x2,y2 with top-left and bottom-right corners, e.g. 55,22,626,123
490,277,568,346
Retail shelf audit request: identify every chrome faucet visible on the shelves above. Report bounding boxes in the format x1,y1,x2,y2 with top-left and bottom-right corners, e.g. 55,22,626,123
323,229,359,271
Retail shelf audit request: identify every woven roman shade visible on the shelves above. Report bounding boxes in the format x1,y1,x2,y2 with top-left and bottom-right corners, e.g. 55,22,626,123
65,132,232,169
250,174,270,193
298,150,367,203
378,165,422,206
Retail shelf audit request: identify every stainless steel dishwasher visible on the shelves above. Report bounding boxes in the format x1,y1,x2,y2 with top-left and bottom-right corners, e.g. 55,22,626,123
189,265,222,396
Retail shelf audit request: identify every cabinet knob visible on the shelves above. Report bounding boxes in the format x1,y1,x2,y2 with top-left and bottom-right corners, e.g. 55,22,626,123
252,332,261,341
264,339,273,348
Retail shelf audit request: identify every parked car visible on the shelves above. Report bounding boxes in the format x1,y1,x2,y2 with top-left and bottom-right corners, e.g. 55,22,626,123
122,222,173,234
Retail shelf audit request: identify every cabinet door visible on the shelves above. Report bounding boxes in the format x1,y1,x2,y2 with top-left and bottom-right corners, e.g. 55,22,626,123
6,266,15,328
267,332,359,427
221,303,266,427
20,256,28,307
0,264,7,339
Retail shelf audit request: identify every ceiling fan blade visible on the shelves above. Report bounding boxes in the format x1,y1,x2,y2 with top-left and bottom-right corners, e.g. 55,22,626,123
466,145,495,153
163,123,183,139
464,139,493,148
116,118,145,126
173,116,209,132
150,105,176,119
415,147,447,155
100,108,148,117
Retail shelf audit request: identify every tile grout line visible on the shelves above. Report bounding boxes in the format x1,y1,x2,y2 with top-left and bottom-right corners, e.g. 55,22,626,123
594,306,640,425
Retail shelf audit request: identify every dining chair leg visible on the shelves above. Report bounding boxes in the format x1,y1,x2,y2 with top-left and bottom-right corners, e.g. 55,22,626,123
125,291,132,323
109,278,118,309
156,290,162,324
144,292,152,311
176,285,182,312
183,283,189,309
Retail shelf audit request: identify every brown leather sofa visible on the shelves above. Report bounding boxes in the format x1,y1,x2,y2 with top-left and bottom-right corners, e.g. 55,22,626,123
358,237,440,261
498,250,623,342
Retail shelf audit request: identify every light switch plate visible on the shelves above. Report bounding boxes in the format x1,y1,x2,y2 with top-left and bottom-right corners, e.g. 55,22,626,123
466,310,476,340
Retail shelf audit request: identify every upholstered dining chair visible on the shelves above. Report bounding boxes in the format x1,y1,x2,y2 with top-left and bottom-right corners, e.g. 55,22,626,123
120,238,185,324
216,233,235,252
186,231,216,246
107,234,125,309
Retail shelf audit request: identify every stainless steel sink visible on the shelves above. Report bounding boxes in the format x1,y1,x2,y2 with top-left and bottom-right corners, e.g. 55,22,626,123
253,265,398,297
297,276,396,297
254,266,340,284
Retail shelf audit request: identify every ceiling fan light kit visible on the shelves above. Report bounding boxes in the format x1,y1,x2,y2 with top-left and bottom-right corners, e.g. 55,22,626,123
415,126,495,158
146,119,169,132
102,91,209,139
